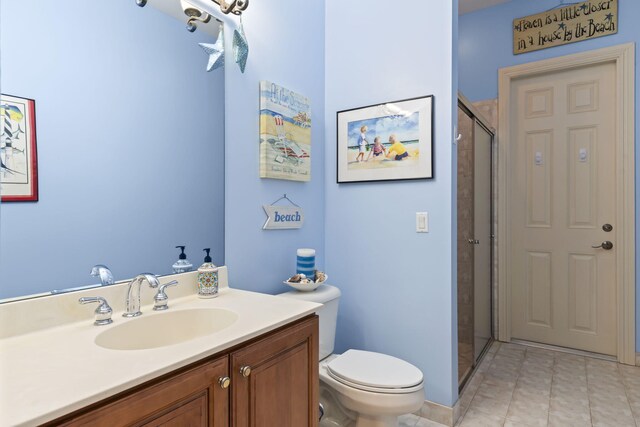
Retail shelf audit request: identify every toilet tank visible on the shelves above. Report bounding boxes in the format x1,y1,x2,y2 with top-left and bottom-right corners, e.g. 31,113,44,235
278,284,341,360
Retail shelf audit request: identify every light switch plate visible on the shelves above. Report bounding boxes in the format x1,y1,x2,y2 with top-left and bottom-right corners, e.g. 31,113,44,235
416,212,429,233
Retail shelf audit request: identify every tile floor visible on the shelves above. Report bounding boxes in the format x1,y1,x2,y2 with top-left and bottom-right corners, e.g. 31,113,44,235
399,341,640,427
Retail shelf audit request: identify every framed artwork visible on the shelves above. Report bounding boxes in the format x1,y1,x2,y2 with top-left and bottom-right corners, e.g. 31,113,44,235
1,94,38,202
337,95,434,183
259,81,311,182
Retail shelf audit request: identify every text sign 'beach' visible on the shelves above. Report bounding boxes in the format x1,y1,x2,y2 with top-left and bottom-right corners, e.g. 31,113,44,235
513,0,617,55
262,205,304,230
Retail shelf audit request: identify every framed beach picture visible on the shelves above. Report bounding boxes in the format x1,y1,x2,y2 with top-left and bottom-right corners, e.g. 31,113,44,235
1,94,38,202
259,81,312,182
337,95,434,183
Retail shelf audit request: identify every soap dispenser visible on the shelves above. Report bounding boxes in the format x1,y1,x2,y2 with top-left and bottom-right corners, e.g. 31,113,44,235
172,246,193,273
197,248,219,298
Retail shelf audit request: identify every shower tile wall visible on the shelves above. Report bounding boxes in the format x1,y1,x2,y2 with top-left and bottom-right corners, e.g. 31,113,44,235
471,99,498,130
457,107,475,383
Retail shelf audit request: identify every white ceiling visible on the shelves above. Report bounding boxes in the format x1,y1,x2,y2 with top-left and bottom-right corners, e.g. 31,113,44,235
459,0,513,15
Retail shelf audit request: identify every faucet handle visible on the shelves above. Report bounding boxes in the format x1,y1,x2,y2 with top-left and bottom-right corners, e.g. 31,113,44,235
79,296,113,326
153,280,179,311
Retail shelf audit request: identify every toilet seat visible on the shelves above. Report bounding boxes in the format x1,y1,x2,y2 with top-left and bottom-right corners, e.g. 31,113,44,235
326,350,424,394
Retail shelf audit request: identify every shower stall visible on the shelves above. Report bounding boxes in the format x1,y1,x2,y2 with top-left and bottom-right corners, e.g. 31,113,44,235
457,95,495,388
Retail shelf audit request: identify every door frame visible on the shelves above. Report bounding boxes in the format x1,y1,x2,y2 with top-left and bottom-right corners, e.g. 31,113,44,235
497,43,636,365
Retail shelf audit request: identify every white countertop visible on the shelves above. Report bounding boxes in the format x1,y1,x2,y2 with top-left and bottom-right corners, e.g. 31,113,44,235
0,274,320,427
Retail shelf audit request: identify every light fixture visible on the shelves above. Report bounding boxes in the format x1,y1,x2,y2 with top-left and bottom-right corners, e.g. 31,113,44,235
136,0,248,17
185,7,212,33
211,0,249,15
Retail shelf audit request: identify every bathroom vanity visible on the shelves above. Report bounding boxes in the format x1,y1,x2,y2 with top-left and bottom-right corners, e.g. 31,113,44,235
50,316,318,426
0,270,321,426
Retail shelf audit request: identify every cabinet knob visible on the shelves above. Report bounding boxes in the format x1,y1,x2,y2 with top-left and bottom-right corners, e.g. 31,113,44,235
218,376,231,389
240,365,252,378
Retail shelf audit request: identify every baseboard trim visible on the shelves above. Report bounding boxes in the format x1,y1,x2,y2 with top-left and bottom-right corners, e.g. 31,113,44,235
414,400,454,426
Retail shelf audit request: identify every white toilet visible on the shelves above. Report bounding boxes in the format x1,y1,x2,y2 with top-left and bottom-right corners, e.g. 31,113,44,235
280,284,424,427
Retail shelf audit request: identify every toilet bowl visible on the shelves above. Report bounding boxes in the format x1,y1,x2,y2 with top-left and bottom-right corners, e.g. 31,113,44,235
320,351,424,427
278,285,425,427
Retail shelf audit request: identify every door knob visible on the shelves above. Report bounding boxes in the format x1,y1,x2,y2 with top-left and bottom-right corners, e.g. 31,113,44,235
592,241,613,250
240,365,252,378
218,376,231,389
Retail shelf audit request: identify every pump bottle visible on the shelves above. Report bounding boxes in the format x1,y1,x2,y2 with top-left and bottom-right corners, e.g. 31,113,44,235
197,248,219,298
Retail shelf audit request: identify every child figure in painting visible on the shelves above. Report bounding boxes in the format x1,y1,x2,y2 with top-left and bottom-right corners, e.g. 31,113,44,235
386,134,409,160
356,125,369,162
366,136,387,161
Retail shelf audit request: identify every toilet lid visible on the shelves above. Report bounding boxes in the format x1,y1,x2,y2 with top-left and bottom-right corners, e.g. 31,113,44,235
327,350,423,391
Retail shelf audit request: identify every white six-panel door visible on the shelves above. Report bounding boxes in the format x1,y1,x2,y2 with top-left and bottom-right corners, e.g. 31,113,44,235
509,61,617,355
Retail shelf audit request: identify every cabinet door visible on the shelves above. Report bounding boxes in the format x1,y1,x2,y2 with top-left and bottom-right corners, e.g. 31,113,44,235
231,316,319,427
58,356,229,427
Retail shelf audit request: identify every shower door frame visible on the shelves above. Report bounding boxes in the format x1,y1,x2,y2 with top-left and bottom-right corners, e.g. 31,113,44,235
457,94,496,389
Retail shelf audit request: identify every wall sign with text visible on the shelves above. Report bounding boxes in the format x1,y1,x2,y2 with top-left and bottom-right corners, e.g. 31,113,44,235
262,205,304,230
513,0,618,55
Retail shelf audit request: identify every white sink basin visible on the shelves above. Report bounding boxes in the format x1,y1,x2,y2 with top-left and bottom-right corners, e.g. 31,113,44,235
95,308,238,350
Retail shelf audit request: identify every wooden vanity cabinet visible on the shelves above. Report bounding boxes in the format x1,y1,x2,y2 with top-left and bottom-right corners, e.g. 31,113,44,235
49,315,318,427
56,356,229,427
231,315,319,426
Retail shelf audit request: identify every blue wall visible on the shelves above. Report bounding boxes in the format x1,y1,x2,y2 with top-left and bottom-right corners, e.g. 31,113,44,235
0,0,225,298
223,0,326,294
325,0,459,406
459,0,639,351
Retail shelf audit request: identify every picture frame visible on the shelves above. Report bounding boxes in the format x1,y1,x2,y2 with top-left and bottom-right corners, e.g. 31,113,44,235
1,94,38,202
337,95,434,183
259,81,312,182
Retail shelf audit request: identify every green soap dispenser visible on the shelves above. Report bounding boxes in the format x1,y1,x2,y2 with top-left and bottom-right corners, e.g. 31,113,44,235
197,248,219,298
172,246,193,273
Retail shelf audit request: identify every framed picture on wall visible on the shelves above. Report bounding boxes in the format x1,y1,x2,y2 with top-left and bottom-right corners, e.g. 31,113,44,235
259,81,312,182
337,95,434,183
1,94,38,202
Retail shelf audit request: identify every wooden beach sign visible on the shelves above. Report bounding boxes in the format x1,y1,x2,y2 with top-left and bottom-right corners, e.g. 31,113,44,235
262,205,304,230
513,0,618,55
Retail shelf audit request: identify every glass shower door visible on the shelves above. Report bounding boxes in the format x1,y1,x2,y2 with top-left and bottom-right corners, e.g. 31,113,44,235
457,106,475,385
473,122,493,361
457,99,494,387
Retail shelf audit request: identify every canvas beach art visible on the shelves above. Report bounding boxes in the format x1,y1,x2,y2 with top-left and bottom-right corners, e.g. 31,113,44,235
1,94,38,201
259,81,311,182
337,95,433,183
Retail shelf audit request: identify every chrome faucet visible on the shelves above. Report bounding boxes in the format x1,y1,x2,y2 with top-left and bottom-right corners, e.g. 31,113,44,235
123,273,160,317
90,264,114,286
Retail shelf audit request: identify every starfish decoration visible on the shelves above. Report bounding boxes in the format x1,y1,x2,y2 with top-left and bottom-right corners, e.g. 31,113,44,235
198,27,224,72
233,19,249,73
605,13,613,22
558,22,566,30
